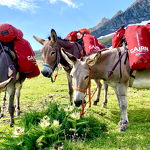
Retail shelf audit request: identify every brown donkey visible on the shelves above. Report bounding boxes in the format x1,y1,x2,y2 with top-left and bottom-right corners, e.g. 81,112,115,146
33,29,108,106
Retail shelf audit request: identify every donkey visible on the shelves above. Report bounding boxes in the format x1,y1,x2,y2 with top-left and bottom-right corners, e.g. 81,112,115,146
61,46,150,131
33,29,108,106
0,43,26,127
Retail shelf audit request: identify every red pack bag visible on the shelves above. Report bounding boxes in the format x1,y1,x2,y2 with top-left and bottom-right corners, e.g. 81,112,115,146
14,38,40,77
0,23,23,42
145,23,150,41
125,25,150,70
79,28,90,35
98,42,106,49
65,31,78,42
26,62,40,78
83,34,100,55
112,26,125,48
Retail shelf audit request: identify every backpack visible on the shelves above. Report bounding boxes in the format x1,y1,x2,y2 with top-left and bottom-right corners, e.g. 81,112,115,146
65,31,78,42
125,25,150,70
112,26,125,48
0,23,40,78
0,23,23,42
14,37,40,78
83,34,100,55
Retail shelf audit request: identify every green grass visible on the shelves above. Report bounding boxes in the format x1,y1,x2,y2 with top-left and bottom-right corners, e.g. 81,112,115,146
0,61,150,149
98,38,112,48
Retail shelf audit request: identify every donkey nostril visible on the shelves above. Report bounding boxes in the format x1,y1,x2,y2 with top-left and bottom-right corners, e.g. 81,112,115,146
41,71,51,77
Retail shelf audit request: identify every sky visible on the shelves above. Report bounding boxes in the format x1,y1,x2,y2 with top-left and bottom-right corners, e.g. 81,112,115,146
0,0,136,51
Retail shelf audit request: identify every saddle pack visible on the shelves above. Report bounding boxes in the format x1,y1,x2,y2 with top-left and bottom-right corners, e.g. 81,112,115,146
125,24,150,70
0,23,40,78
112,25,125,48
112,24,150,71
65,28,105,55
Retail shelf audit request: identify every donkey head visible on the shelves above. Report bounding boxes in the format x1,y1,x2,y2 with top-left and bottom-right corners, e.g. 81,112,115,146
61,48,101,107
33,29,59,78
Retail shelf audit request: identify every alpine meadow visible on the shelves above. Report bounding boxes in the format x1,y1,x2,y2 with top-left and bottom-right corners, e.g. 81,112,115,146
0,57,150,149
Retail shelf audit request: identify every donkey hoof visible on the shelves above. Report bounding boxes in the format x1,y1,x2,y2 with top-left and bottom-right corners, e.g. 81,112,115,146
119,120,129,132
0,114,4,118
16,110,20,116
93,101,98,105
10,124,14,128
119,124,128,132
102,103,107,108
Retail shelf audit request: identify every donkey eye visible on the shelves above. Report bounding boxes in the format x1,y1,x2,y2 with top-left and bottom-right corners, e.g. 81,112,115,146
84,76,89,80
51,51,55,56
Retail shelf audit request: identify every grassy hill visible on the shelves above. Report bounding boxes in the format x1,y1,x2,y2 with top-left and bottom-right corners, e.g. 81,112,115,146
98,37,112,48
34,50,42,60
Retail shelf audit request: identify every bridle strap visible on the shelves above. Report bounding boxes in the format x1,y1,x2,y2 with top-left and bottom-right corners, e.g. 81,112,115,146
73,87,87,92
72,67,92,93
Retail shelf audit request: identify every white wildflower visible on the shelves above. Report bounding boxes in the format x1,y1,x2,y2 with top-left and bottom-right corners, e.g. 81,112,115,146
39,120,50,129
53,120,59,127
70,112,80,120
13,127,24,137
51,120,61,131
42,115,50,121
64,106,74,113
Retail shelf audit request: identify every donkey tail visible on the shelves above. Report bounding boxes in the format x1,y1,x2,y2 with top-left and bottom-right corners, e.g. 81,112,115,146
0,76,13,90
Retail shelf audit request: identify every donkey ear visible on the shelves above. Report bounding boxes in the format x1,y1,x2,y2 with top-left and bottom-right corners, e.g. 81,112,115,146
61,47,77,65
33,36,46,45
51,29,57,44
86,50,101,66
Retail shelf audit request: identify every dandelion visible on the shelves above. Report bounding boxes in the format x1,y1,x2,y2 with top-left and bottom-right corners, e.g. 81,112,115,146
39,120,50,129
13,127,24,137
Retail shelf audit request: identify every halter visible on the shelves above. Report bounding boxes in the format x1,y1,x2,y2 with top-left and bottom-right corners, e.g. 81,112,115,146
73,67,101,116
72,67,92,115
42,46,59,82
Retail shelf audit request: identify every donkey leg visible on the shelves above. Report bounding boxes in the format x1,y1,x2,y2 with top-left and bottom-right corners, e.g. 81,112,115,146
102,81,108,108
93,80,102,105
66,72,73,105
15,84,22,116
115,82,128,132
7,85,15,127
0,92,5,118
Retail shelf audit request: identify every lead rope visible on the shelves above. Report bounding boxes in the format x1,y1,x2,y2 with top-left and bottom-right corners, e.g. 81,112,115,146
80,67,92,116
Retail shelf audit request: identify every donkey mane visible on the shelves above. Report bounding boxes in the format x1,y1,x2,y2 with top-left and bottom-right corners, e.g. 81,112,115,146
48,36,69,42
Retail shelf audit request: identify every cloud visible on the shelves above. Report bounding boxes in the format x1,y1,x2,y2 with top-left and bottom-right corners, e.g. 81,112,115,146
50,0,81,8
0,0,39,13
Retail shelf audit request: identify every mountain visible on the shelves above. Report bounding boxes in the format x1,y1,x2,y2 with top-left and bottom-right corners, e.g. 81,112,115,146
90,0,150,38
89,17,110,33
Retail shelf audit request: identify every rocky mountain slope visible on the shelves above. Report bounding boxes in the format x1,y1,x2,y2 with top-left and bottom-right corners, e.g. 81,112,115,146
90,0,150,38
